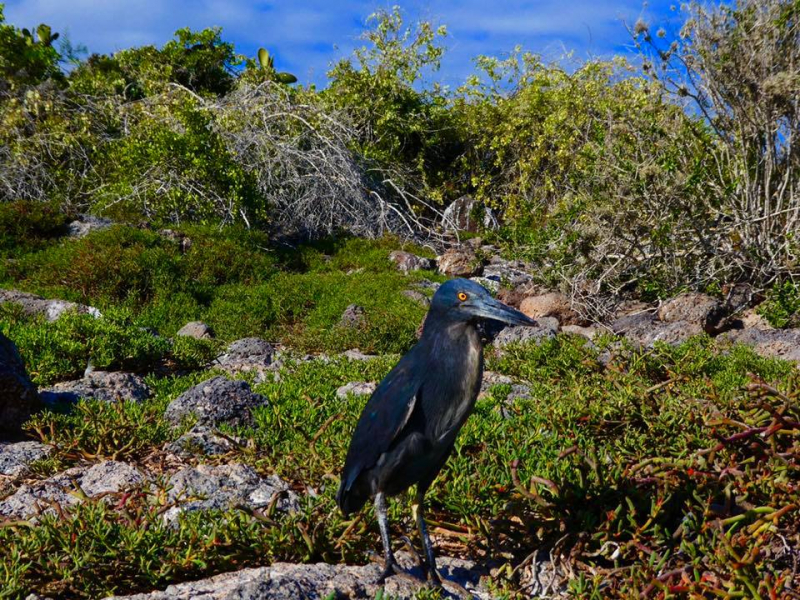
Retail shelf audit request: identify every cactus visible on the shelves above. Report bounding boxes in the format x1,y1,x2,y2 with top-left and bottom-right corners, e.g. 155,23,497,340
35,24,59,46
257,48,273,70
256,47,296,84
276,72,298,84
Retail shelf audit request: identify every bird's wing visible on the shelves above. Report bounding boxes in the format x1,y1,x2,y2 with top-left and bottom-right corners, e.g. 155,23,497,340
339,349,425,495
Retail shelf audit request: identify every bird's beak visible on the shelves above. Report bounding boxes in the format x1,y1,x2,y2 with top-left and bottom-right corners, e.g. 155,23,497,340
469,296,537,327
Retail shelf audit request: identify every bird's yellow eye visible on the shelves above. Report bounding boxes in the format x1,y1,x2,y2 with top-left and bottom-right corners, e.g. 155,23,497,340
457,292,468,301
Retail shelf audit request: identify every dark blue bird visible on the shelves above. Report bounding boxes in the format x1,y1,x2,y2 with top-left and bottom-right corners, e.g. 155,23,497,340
337,278,536,585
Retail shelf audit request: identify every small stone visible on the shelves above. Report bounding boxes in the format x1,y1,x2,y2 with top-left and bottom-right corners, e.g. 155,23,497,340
719,328,800,364
657,293,725,333
412,279,441,292
340,304,366,328
520,292,583,325
0,461,144,520
336,382,377,399
341,349,376,361
470,276,500,293
482,260,534,288
67,214,112,238
388,251,433,273
164,376,268,427
214,338,274,382
438,247,482,277
163,464,298,524
79,461,144,496
612,312,704,347
176,321,214,339
401,289,429,306
0,441,53,477
561,324,600,340
480,371,514,393
108,551,491,600
0,289,101,322
493,318,559,349
40,371,150,405
166,425,239,458
738,308,773,330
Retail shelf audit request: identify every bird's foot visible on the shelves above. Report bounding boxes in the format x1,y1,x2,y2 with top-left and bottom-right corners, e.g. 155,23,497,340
376,560,400,585
424,564,443,588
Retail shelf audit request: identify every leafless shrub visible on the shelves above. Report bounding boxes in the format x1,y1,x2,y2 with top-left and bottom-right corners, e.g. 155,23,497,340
211,82,439,239
631,0,800,288
0,87,95,204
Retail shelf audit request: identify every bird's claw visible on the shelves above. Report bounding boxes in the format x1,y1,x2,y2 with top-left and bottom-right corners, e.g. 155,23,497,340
376,560,399,584
424,565,443,587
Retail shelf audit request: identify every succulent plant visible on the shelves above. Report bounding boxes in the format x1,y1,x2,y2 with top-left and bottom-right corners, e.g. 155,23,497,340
20,24,59,46
257,48,274,70
256,47,296,84
36,24,59,46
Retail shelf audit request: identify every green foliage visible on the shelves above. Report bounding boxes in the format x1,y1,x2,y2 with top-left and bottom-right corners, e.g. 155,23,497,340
0,495,342,598
27,396,177,461
0,304,170,385
0,223,436,373
0,8,62,90
758,280,800,328
0,200,71,256
325,7,459,203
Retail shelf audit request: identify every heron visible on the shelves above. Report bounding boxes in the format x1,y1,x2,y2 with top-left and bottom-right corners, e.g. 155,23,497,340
336,278,536,585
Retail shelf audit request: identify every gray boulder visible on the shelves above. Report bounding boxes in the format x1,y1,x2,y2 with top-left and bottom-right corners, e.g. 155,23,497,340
40,371,150,405
163,464,298,524
718,328,800,364
0,461,144,519
67,214,112,238
493,317,559,349
166,425,240,458
0,441,53,477
657,293,726,333
0,289,101,322
442,194,499,233
388,250,433,273
110,551,490,600
164,376,268,427
612,312,703,347
213,338,274,382
0,332,40,440
176,321,213,339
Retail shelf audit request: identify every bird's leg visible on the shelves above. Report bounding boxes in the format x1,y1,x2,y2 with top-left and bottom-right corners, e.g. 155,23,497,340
414,489,442,586
375,492,397,584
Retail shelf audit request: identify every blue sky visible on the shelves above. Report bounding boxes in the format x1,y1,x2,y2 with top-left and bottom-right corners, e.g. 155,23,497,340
3,0,684,88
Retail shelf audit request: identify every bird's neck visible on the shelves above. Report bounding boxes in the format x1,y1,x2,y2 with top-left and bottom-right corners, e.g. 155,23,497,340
422,312,481,355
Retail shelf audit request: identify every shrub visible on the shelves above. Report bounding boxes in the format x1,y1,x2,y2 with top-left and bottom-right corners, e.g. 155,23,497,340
0,304,170,384
0,200,71,256
758,280,800,328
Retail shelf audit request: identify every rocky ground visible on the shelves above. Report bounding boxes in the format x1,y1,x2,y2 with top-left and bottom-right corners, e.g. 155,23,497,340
1,236,799,599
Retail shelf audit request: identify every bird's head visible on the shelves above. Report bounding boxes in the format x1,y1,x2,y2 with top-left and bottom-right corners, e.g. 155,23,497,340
430,278,536,327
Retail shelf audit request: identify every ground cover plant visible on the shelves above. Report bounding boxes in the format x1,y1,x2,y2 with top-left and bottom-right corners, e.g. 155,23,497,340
0,329,798,598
